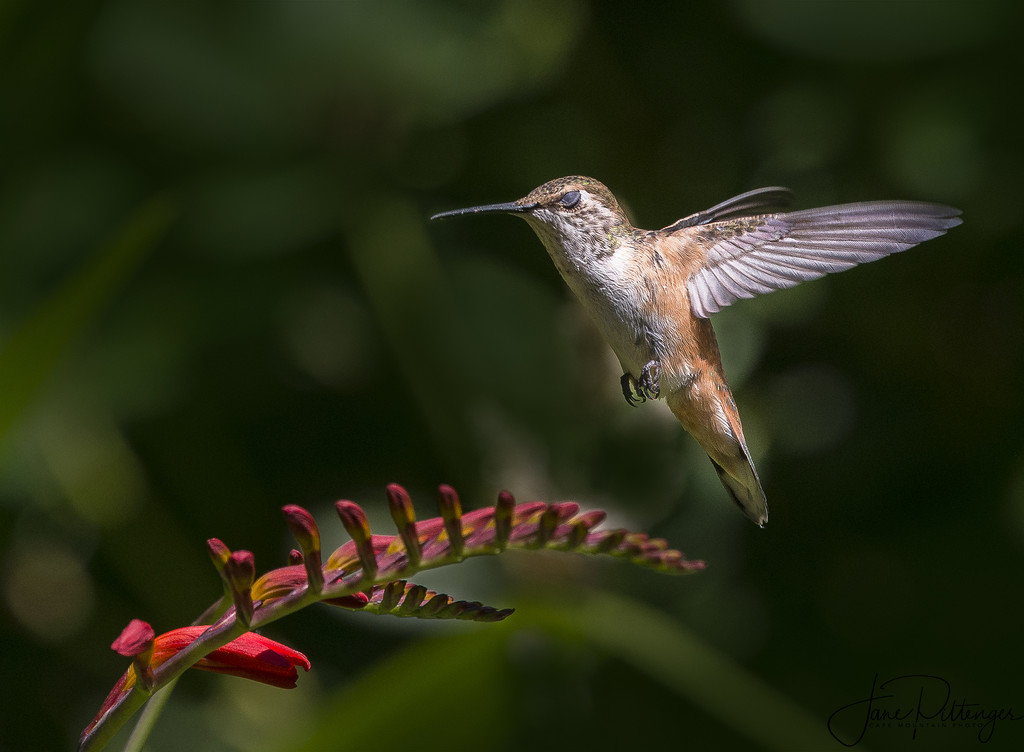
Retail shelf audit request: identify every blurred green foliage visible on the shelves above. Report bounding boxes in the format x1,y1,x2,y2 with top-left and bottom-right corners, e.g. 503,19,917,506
1,1,1022,750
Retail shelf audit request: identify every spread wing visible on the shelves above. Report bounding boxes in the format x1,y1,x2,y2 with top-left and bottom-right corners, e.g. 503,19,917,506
681,199,962,319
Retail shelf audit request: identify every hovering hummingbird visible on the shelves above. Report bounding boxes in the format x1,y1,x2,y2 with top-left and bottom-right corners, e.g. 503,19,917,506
431,177,961,525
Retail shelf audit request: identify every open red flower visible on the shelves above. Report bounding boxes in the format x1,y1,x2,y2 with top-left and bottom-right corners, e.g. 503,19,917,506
84,624,310,741
161,626,311,688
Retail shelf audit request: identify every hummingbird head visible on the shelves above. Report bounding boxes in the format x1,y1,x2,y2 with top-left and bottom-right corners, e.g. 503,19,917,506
431,176,635,275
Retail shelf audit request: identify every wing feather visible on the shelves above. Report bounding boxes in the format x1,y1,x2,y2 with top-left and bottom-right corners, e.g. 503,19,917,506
684,198,961,318
662,186,793,232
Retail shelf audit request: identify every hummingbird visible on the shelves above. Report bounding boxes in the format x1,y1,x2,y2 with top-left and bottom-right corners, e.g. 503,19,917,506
431,177,961,525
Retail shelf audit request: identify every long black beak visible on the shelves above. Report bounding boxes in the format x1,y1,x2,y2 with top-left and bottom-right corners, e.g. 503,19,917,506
430,201,534,221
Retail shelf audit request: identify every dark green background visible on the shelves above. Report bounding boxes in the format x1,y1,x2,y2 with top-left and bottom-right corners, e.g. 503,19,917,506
2,1,1021,750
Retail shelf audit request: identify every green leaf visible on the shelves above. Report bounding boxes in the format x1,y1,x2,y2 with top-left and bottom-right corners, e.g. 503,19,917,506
279,625,513,752
531,590,841,752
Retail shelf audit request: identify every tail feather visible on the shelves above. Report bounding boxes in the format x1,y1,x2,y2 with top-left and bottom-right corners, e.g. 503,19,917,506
708,453,768,527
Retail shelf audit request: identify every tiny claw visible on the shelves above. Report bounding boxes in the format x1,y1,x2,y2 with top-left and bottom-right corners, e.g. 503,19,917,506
638,361,661,400
620,373,645,407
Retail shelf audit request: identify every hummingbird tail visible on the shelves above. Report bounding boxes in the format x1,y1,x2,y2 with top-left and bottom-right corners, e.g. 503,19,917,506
666,387,769,526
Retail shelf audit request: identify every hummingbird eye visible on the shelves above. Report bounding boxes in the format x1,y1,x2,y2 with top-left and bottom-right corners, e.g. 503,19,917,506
558,190,581,209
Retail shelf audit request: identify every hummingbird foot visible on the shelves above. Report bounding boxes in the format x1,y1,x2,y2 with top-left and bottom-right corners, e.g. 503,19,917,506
620,373,646,406
620,361,661,406
638,360,661,400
